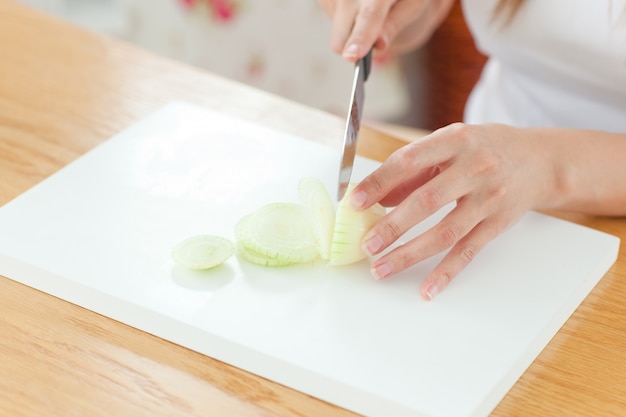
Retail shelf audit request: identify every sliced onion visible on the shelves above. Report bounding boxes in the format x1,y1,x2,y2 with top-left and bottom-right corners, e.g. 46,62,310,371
236,242,298,267
329,185,386,266
171,234,235,269
235,203,319,264
298,177,336,260
228,179,385,268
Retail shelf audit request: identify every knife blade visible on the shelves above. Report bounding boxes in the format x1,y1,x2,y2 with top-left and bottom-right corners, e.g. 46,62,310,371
337,50,372,201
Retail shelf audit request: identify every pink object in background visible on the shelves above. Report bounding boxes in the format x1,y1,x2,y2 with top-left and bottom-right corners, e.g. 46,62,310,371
180,0,197,9
180,0,238,22
209,0,237,22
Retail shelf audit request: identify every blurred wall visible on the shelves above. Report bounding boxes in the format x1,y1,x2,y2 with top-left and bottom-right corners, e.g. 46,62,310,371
15,0,410,123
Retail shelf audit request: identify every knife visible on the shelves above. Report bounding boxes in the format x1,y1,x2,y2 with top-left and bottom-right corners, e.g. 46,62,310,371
337,49,372,201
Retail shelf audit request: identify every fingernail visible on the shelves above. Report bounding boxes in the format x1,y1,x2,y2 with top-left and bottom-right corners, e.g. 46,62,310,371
424,283,440,301
349,190,367,210
371,262,392,280
343,44,359,59
363,234,383,256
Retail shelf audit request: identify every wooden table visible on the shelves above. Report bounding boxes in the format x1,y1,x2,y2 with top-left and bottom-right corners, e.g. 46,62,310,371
1,2,625,416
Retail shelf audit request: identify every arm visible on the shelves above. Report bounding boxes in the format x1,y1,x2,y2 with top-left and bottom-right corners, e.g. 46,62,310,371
543,128,626,215
347,124,626,300
319,0,457,61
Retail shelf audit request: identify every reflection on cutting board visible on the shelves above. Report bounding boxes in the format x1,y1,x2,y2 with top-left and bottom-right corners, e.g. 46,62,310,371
0,101,619,417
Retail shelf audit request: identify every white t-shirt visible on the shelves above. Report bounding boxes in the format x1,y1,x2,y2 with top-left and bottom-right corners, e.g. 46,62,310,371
461,0,626,133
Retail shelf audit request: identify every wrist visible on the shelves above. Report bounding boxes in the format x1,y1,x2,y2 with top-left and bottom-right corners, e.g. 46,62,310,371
523,128,576,211
528,128,626,215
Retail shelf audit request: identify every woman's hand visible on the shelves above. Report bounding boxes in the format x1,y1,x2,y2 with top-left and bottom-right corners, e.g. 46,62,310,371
318,0,455,61
349,123,570,300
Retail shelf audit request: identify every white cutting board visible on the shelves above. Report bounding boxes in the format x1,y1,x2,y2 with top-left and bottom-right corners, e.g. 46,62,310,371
0,101,619,417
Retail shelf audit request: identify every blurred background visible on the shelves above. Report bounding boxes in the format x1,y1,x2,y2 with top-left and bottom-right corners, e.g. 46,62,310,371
15,0,486,133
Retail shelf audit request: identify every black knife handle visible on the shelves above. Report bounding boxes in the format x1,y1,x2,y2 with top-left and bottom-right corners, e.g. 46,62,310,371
362,49,373,82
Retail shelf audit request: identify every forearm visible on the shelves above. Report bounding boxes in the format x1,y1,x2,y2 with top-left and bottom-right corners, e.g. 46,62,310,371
533,128,626,216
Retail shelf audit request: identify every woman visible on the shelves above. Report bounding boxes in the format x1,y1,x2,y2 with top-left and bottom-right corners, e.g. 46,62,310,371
319,0,626,300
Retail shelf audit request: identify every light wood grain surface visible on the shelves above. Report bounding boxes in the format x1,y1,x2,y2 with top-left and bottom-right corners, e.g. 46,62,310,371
1,1,625,416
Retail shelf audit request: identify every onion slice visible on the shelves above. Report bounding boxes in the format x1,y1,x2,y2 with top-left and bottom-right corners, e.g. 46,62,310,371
235,203,319,265
171,234,235,269
298,177,336,260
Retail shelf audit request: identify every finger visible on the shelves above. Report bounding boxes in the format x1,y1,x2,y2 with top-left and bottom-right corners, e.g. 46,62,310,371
420,216,509,301
330,1,359,55
378,166,439,207
378,0,428,51
342,0,395,61
367,197,484,281
364,165,477,259
349,124,463,211
318,0,335,16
